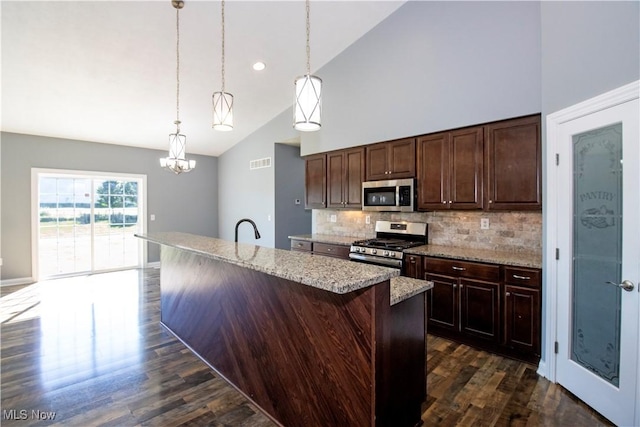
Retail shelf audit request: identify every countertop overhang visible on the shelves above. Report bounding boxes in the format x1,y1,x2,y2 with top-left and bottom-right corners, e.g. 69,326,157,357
137,232,432,304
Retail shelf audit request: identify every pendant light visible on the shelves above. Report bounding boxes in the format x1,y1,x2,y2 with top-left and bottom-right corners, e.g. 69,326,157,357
293,0,322,132
160,0,196,174
212,0,233,131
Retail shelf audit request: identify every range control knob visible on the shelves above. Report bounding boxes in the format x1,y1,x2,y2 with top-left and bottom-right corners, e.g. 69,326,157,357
389,251,396,258
371,249,377,255
383,250,389,257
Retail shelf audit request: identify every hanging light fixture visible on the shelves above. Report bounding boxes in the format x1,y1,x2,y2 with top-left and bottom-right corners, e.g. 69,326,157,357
160,0,196,174
293,0,322,132
212,0,233,131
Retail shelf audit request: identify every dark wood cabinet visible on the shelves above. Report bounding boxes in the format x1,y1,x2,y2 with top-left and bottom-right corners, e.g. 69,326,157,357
459,278,500,342
417,127,483,210
327,147,365,209
366,138,416,181
290,239,312,253
425,257,500,344
485,114,541,210
290,239,350,260
304,154,326,209
403,254,424,279
423,256,541,362
503,266,541,359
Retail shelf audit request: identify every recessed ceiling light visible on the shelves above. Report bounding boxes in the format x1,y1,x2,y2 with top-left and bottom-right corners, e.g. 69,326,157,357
252,62,266,71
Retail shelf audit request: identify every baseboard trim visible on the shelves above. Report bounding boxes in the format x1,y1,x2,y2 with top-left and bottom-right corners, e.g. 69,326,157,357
0,277,35,288
536,360,548,380
146,261,161,269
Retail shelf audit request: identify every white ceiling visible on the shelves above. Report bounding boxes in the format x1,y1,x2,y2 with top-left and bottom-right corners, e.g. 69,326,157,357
1,0,405,157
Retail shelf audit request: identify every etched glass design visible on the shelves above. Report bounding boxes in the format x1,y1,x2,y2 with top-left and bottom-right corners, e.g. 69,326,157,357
572,123,622,387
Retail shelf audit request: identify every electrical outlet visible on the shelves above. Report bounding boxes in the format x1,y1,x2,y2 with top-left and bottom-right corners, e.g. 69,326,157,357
480,218,489,230
0,258,3,267
150,214,156,221
268,215,272,221
365,215,371,225
330,214,337,223
294,199,301,205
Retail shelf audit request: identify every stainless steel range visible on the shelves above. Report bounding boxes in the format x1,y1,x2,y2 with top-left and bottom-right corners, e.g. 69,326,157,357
349,220,428,268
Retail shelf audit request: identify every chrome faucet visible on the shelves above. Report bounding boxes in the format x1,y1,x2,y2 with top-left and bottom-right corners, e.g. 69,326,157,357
234,218,261,243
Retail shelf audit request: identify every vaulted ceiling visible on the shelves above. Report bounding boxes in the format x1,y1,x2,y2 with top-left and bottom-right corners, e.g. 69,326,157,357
1,1,405,156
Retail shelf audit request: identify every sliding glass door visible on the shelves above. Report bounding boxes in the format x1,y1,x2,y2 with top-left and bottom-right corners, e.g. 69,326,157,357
35,170,146,279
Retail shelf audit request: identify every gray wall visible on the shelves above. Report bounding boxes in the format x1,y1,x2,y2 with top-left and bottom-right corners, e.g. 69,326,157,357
274,144,311,249
301,1,542,156
541,1,640,115
217,108,298,247
0,132,218,281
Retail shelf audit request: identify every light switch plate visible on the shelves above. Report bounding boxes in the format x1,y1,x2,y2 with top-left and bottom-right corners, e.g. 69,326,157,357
365,215,371,225
330,215,337,223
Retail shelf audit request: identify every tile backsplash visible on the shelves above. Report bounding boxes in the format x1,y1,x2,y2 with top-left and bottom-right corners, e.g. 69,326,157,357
313,210,541,254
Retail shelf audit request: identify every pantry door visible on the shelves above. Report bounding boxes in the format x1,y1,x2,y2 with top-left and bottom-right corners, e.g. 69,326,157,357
550,81,639,427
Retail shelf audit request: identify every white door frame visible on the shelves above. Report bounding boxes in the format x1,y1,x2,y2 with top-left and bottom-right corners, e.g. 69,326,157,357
544,80,640,426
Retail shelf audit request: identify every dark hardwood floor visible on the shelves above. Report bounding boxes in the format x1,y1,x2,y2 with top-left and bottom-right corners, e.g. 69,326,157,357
1,268,613,426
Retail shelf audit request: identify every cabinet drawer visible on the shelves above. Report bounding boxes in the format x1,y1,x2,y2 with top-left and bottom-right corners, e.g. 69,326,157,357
313,243,350,259
290,240,312,252
425,257,500,282
504,267,541,288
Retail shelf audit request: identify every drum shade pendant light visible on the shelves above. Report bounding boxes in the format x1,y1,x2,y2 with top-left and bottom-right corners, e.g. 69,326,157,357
293,0,322,132
212,0,233,131
160,0,196,174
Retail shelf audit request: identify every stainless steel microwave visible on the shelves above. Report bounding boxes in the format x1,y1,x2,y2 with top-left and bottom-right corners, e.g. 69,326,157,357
362,178,415,212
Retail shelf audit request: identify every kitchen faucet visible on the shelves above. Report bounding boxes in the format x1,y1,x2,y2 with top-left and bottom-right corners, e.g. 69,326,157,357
234,218,261,243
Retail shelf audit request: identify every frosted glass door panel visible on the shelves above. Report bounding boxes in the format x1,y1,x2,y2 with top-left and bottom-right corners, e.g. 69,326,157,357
571,123,622,387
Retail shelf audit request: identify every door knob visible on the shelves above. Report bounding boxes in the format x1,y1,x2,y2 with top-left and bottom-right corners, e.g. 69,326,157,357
605,280,635,292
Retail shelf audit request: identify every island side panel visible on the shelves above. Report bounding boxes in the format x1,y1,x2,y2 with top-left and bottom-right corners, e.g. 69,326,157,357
159,246,386,427
390,293,426,427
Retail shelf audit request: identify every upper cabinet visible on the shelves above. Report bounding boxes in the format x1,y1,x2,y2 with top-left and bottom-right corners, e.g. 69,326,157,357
327,147,365,209
365,138,416,181
304,153,326,209
304,113,541,212
485,115,542,210
417,126,483,210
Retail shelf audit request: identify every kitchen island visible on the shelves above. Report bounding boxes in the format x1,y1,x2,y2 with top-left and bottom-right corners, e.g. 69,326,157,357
136,232,432,427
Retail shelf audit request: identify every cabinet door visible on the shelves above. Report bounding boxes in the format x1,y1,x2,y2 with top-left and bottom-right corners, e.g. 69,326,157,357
403,254,423,279
365,143,389,181
327,151,346,208
426,273,458,332
305,154,326,209
343,147,365,208
459,278,500,343
450,127,483,209
388,138,416,179
417,132,449,210
504,284,540,355
485,115,541,210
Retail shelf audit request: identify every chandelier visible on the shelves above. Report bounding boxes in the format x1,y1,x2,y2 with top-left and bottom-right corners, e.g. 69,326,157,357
212,0,233,131
160,0,196,174
293,0,322,132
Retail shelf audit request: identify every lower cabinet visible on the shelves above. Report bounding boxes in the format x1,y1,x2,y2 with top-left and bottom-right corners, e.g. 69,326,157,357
405,254,541,363
290,239,350,260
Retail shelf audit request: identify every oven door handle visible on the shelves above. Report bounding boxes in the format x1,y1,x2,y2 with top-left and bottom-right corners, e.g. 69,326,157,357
349,253,402,268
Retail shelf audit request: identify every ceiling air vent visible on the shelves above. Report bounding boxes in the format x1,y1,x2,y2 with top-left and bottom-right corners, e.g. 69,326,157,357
249,157,272,170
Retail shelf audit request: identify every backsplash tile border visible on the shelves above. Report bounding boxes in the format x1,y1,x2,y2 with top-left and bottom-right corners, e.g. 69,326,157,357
313,210,542,254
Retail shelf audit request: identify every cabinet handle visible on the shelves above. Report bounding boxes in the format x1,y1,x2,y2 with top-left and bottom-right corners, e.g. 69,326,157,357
453,284,457,288
513,274,531,280
327,248,332,252
449,200,452,204
489,200,493,204
452,266,465,271
410,258,416,264
506,292,511,297
442,201,446,204
460,284,464,289
297,243,303,247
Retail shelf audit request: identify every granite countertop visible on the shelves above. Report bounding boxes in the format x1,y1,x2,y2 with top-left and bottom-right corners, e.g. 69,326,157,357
405,244,542,269
288,234,357,246
137,232,429,305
